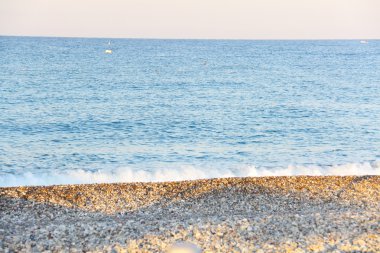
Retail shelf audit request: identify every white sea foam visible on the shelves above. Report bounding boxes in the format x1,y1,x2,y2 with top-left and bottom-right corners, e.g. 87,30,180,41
1,161,379,187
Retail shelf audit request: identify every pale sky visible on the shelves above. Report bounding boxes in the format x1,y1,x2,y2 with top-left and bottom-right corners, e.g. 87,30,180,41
0,0,379,39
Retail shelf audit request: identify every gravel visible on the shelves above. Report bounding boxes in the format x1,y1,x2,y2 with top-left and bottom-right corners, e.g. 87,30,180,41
1,176,379,252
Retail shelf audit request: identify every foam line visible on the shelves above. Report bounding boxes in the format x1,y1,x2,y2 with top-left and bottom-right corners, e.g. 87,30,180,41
1,161,379,187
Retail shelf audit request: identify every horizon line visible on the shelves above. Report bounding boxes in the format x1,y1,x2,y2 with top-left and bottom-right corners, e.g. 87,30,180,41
0,34,378,41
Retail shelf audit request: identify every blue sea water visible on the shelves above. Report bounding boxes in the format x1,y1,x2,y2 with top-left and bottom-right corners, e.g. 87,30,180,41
0,36,380,186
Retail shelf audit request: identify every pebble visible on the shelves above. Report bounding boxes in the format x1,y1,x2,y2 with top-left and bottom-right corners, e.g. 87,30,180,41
168,242,202,253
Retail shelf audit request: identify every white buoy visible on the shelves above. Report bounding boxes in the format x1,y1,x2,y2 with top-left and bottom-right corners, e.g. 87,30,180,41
105,40,112,53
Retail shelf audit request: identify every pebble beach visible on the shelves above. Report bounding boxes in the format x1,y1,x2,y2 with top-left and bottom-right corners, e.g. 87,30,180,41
1,176,379,252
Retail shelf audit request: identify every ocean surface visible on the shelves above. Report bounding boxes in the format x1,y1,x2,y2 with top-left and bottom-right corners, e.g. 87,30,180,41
0,36,379,186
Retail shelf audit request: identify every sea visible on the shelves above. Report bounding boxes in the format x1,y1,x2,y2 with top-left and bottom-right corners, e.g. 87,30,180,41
0,36,379,186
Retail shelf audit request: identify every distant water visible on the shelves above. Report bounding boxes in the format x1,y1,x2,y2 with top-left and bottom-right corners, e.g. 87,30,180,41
0,36,380,186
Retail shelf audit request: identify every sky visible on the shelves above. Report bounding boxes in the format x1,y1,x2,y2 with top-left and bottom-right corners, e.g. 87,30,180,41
0,0,379,39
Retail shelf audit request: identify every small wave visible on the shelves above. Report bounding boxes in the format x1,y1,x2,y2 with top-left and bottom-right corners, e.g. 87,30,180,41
1,161,379,187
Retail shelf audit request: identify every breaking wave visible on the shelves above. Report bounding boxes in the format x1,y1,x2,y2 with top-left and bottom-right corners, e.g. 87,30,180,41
1,161,379,187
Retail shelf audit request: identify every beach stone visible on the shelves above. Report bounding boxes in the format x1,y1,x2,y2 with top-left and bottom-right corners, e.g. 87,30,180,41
168,242,202,253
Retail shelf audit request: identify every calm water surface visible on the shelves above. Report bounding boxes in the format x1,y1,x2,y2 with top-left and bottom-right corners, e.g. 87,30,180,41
0,37,379,185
